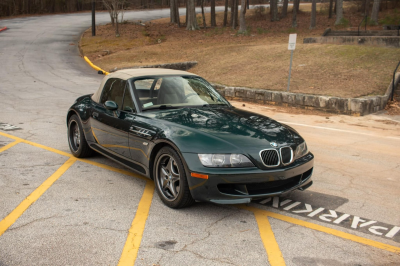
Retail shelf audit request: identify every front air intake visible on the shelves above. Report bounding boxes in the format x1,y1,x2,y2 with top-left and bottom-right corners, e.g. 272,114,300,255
260,149,280,167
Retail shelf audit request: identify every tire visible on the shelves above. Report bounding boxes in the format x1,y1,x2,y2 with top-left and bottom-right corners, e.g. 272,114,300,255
154,146,195,209
68,114,94,158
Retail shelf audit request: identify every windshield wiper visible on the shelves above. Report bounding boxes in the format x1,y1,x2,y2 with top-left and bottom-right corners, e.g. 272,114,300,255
142,105,181,111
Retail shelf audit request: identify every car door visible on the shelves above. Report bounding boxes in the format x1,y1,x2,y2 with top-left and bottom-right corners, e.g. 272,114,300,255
128,78,159,168
91,78,133,158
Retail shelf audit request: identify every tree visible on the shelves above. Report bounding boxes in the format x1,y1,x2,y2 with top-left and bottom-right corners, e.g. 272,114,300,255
334,0,344,25
281,0,288,19
238,0,247,33
223,0,229,27
186,0,199,30
102,0,127,36
296,0,301,13
328,0,334,18
201,0,206,28
370,0,381,24
233,0,239,29
292,0,298,27
310,0,316,29
170,0,180,25
270,0,278,21
210,0,216,27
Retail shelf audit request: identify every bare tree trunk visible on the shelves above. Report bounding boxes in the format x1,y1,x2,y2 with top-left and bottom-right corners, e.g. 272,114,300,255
292,0,298,27
328,0,333,18
223,0,228,26
310,0,316,29
186,0,188,25
234,0,239,27
230,0,234,26
211,0,216,26
238,0,247,32
272,0,278,21
281,0,288,19
170,0,178,23
334,0,343,25
296,0,301,12
370,0,381,24
186,0,199,30
175,0,180,26
201,0,206,28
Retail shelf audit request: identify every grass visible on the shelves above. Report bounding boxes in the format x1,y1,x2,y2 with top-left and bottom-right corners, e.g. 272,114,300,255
80,5,400,98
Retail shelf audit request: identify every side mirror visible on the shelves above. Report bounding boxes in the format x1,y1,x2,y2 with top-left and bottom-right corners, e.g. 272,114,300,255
98,70,104,75
104,100,118,111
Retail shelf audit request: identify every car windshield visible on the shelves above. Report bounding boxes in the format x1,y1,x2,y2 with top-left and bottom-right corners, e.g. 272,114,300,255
132,76,230,110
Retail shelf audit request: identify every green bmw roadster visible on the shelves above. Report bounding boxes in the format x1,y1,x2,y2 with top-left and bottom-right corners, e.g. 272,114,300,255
66,68,314,208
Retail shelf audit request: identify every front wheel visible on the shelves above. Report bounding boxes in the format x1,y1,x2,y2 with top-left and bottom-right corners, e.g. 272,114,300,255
68,114,94,158
154,147,195,208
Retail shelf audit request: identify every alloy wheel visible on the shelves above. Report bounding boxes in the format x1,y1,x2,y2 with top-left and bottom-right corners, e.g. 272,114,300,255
156,154,181,201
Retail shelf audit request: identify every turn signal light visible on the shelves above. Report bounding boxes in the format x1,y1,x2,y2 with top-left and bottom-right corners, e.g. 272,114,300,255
191,172,209,179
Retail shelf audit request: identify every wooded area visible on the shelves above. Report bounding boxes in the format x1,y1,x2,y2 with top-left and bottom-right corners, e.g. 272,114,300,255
1,0,399,33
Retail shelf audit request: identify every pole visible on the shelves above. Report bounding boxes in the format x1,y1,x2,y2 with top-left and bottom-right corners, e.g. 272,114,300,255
287,50,294,92
92,0,96,36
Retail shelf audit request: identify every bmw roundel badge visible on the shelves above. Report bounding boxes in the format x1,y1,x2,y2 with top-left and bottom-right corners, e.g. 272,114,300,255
270,142,278,147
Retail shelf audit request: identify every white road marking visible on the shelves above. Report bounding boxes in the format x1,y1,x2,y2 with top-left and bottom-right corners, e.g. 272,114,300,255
292,203,312,213
258,197,400,241
333,214,351,224
279,121,400,140
319,210,338,222
308,207,325,217
386,226,400,238
283,202,301,210
369,226,388,236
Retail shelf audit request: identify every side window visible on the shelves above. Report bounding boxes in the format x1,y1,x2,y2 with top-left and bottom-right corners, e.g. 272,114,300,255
122,87,136,113
100,78,126,109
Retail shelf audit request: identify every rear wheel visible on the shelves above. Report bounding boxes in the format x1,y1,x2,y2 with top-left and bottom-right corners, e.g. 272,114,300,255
154,146,195,208
68,114,94,158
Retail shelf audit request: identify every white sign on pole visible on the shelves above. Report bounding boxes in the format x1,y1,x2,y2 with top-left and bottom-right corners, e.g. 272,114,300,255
288,34,297,50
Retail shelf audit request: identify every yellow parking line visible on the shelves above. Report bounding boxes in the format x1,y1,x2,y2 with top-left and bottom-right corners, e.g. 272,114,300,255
118,181,155,266
244,205,400,254
0,140,22,153
238,205,286,266
0,157,76,236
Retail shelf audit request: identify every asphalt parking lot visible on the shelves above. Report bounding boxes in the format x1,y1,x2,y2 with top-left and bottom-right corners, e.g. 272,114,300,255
1,9,400,266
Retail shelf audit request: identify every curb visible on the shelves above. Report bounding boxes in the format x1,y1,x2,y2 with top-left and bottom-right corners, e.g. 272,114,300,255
0,27,8,32
213,72,400,116
83,56,109,75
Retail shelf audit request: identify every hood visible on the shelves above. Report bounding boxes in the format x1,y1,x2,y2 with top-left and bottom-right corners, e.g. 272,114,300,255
143,107,303,152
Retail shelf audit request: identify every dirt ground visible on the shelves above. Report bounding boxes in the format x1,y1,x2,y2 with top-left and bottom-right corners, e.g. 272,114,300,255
80,4,400,98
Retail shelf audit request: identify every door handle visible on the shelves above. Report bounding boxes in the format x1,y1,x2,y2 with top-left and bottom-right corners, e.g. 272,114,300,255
92,112,99,119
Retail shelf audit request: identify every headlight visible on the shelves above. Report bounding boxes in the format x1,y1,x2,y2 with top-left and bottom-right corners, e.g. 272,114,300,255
294,142,309,160
198,154,254,168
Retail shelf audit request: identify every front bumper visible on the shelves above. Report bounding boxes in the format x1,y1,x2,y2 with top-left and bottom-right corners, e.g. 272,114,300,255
182,152,314,204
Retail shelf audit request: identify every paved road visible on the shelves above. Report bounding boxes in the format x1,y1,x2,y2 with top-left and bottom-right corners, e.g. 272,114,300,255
0,8,399,266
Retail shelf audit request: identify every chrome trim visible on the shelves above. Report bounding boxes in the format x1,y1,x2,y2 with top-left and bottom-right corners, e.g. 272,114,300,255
130,129,152,136
280,147,294,166
259,148,280,167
